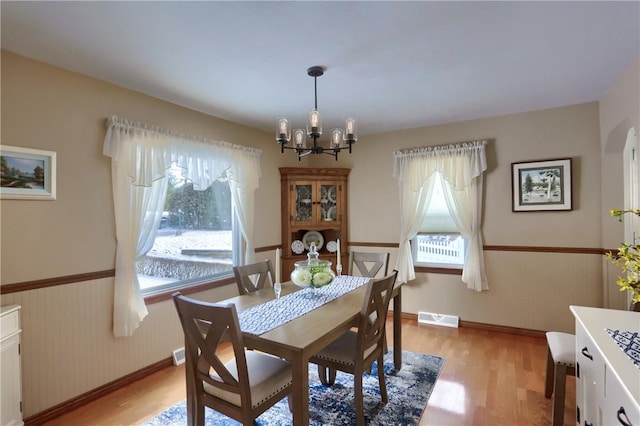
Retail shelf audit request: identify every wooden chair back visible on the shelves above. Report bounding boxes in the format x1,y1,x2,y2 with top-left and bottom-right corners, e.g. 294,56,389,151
356,270,397,358
310,271,398,425
349,251,390,278
172,293,251,420
173,292,292,425
232,260,274,295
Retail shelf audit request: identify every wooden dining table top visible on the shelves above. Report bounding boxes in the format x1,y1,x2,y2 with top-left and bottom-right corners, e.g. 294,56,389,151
221,280,367,358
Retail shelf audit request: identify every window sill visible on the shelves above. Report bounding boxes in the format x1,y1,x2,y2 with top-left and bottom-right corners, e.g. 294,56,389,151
414,266,462,275
143,275,236,305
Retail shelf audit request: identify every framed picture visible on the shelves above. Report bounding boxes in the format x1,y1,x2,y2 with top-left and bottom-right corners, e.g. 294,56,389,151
512,158,572,212
1,145,57,200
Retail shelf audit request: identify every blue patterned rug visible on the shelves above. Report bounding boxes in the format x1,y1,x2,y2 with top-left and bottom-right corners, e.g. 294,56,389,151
142,350,444,425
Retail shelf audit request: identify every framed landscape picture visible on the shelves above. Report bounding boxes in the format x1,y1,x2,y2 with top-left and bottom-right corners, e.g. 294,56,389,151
1,145,57,200
511,158,572,212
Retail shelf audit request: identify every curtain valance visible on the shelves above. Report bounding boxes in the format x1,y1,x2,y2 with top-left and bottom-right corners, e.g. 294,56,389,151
103,116,262,189
393,140,487,190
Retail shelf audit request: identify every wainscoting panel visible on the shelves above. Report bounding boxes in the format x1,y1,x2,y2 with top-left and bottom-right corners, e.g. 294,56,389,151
0,278,234,418
401,250,603,334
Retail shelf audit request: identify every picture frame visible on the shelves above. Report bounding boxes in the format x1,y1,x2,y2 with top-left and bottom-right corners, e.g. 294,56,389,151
1,145,57,200
511,158,572,212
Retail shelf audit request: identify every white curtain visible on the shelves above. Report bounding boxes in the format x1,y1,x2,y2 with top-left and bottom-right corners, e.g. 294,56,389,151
103,116,262,337
393,140,488,291
227,148,261,265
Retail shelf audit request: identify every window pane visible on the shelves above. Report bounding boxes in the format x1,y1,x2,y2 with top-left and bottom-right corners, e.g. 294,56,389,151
414,174,466,268
137,166,235,294
413,234,466,267
422,173,458,233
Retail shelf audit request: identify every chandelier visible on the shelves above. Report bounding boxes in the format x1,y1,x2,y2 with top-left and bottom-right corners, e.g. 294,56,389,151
276,66,357,161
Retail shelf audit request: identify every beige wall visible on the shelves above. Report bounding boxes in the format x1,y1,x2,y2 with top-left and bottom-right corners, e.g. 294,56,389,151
340,102,604,333
599,56,640,309
1,50,636,418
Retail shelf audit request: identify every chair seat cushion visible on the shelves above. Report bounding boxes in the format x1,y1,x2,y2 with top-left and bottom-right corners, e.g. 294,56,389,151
546,331,576,367
205,351,292,408
313,331,376,367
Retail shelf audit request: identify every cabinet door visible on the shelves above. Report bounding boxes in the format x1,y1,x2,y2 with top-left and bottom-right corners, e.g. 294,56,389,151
1,333,22,426
290,181,315,226
576,323,606,426
318,181,341,226
604,372,640,426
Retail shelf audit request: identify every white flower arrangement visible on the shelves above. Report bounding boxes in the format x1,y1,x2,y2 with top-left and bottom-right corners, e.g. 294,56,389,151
291,263,334,288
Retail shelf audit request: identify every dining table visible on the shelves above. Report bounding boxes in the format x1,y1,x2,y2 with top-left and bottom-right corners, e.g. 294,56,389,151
217,275,404,426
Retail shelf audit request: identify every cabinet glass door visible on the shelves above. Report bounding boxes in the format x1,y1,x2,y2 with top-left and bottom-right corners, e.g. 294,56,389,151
293,183,313,223
319,183,338,223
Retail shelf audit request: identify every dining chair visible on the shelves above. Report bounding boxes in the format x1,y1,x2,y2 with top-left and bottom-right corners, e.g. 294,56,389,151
172,292,292,426
348,251,390,278
310,270,398,426
232,260,274,295
544,331,576,426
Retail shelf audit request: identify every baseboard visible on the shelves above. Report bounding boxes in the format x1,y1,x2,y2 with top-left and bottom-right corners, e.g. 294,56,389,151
391,310,546,339
24,357,174,425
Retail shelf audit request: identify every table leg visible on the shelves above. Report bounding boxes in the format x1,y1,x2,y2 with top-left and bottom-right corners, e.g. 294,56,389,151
292,354,309,426
393,288,402,370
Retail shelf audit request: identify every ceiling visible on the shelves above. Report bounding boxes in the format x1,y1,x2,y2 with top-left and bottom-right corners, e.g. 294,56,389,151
2,1,639,137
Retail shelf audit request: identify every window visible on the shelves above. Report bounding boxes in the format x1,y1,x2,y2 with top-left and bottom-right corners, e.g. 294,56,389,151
412,172,467,268
137,165,240,295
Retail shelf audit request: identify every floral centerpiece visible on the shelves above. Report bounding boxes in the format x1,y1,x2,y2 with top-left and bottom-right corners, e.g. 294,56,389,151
290,242,335,288
606,208,640,305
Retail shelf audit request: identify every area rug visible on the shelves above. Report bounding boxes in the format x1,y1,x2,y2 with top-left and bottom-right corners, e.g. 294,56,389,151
142,350,444,425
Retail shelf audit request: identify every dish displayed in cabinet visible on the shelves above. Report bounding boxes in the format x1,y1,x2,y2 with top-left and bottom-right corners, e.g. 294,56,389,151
302,231,324,250
291,240,305,254
322,206,337,221
321,186,336,203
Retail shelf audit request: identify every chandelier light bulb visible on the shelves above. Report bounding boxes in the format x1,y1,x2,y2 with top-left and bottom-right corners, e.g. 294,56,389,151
293,129,306,148
344,117,357,142
277,118,290,142
331,129,343,148
307,110,322,136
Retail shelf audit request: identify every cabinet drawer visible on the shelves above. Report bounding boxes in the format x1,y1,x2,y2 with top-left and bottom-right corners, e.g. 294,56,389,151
0,306,21,342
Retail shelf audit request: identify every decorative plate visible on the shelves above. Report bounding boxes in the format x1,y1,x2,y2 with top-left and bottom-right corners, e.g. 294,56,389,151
291,240,305,254
327,186,336,203
326,240,338,253
302,230,324,251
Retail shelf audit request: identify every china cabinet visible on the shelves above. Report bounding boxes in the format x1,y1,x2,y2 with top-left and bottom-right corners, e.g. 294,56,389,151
1,305,23,426
280,167,349,278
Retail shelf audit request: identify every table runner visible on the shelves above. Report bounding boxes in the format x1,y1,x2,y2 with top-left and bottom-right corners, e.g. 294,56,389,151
238,275,370,336
606,328,640,369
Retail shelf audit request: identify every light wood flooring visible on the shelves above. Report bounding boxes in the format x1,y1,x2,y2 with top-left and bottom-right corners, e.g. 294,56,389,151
43,319,575,425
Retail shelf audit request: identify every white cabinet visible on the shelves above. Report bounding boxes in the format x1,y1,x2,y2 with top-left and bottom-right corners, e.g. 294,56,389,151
1,305,23,426
571,306,640,426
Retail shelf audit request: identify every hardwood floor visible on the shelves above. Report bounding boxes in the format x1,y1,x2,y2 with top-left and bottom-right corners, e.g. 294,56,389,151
42,319,575,425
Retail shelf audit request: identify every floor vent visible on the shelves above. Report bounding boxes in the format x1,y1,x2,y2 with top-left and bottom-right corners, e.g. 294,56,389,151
172,347,186,366
418,311,459,328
